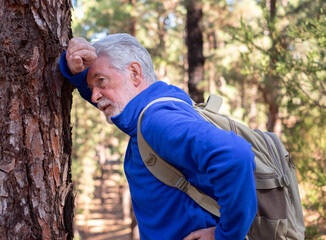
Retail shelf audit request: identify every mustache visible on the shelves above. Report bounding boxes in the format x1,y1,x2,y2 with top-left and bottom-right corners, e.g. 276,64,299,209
97,98,113,111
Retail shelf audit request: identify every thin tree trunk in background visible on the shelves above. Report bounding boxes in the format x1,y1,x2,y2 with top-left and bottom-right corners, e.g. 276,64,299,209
186,0,205,103
265,0,282,135
249,82,258,130
208,61,216,94
183,32,189,93
0,1,73,239
269,0,276,19
207,30,217,94
129,0,137,36
157,12,169,83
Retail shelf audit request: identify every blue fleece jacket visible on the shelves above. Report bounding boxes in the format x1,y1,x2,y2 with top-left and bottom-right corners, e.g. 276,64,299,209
60,53,257,240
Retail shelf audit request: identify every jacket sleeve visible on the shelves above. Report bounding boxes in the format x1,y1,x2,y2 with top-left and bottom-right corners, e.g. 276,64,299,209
59,51,96,107
141,100,257,240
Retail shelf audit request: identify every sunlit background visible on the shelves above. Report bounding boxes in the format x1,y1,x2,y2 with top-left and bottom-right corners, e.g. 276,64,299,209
69,0,326,239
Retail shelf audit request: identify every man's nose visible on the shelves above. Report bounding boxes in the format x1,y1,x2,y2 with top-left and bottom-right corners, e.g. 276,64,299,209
91,87,102,103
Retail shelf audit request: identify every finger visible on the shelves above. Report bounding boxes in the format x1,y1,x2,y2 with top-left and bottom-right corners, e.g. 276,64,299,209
67,40,95,55
72,56,83,69
67,37,95,56
183,229,203,240
68,37,90,49
69,49,97,64
67,55,83,75
68,50,97,74
68,44,96,57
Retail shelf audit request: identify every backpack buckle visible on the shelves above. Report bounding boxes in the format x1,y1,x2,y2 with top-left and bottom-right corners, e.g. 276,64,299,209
145,154,156,166
175,177,190,192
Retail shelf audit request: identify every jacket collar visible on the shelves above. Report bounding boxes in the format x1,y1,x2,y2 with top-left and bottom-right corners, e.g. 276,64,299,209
112,81,166,137
111,81,191,138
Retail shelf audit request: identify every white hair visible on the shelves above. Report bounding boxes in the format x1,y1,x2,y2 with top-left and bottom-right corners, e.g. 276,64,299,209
92,33,157,84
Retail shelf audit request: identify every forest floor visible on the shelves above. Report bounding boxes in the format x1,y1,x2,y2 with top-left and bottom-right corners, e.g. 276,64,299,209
73,160,139,240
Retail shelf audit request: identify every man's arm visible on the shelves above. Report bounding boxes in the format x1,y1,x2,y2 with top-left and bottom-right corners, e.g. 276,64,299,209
59,37,97,106
141,100,257,240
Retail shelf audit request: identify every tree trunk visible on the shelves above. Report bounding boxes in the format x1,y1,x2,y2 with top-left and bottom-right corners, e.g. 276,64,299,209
263,0,282,135
207,29,217,94
129,0,137,36
249,81,258,130
0,1,74,239
186,0,205,103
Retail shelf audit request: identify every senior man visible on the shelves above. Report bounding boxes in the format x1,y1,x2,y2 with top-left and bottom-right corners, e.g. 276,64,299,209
60,33,257,240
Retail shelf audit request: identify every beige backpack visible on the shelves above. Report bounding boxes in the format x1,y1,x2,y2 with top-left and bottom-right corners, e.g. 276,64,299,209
137,95,305,240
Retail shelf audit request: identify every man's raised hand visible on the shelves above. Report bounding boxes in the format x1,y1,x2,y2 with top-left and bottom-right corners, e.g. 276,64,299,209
66,37,97,75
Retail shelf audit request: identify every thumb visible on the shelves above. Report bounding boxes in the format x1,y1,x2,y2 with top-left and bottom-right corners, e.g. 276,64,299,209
68,55,84,74
183,229,202,240
72,55,83,68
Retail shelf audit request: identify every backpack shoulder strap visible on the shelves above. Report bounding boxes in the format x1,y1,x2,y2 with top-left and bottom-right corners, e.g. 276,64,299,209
137,97,220,217
193,94,223,113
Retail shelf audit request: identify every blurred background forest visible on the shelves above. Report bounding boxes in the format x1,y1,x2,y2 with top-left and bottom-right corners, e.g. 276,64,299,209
68,0,326,239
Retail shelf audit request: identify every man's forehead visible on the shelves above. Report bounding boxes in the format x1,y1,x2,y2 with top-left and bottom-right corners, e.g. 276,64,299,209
86,68,102,85
87,57,110,79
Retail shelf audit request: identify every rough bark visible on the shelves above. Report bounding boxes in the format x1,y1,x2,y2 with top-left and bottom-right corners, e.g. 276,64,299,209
0,0,73,239
186,0,205,103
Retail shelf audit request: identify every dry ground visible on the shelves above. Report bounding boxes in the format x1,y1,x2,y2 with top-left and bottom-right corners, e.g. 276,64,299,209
74,160,139,240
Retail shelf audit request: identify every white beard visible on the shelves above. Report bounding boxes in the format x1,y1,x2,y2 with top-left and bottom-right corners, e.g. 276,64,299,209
97,80,135,124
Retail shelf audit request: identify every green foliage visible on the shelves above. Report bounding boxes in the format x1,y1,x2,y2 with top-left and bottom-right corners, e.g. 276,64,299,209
227,1,326,236
285,109,326,220
305,225,321,240
282,14,326,225
135,1,187,86
282,12,326,110
72,0,135,39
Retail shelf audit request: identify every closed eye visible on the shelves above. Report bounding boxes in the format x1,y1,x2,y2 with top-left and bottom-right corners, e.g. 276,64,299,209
98,77,107,88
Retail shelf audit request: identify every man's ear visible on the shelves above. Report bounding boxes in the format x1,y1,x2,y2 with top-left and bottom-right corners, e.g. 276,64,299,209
128,62,143,87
